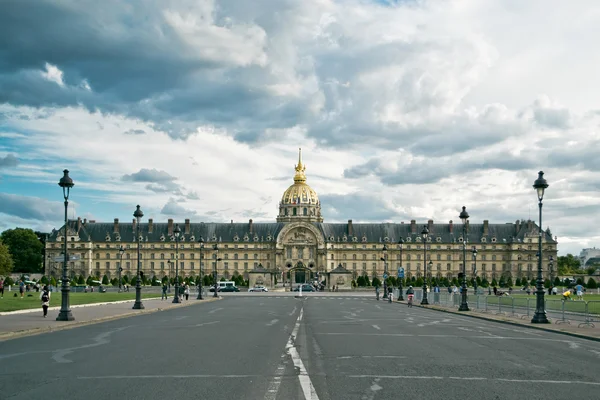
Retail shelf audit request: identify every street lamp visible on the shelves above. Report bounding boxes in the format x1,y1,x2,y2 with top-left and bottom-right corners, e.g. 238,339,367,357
57,169,75,321
213,243,219,297
172,224,181,304
421,226,429,305
532,171,550,324
548,256,554,284
398,238,404,301
472,247,478,295
132,205,145,309
197,236,204,300
381,243,388,299
118,246,125,293
458,206,470,311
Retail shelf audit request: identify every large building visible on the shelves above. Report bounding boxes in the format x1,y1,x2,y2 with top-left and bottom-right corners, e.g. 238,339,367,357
46,149,558,287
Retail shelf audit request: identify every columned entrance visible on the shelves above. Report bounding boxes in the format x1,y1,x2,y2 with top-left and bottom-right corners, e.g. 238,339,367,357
295,269,306,284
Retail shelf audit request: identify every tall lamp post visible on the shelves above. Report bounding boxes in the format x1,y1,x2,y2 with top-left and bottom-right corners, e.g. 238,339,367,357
398,238,404,301
213,244,219,297
548,256,554,286
421,226,429,305
197,237,204,300
57,169,75,321
172,224,181,304
132,205,145,309
532,171,550,323
472,247,478,295
118,246,125,293
458,206,470,311
381,243,388,299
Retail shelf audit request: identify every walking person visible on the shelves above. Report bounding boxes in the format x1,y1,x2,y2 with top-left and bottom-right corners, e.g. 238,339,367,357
184,284,190,301
19,281,25,298
40,285,51,318
0,279,4,298
162,282,168,300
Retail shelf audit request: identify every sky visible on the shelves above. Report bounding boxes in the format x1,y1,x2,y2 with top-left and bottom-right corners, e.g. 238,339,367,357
1,0,599,257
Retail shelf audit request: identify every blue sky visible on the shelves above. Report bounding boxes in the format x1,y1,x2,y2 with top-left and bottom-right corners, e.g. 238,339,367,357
2,0,600,256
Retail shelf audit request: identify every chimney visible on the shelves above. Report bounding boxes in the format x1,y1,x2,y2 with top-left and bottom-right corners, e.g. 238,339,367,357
515,220,520,234
449,220,453,233
132,218,136,233
77,217,82,232
410,220,416,234
428,219,433,233
113,218,119,233
168,219,173,235
83,218,87,225
483,220,489,236
348,220,353,236
148,218,153,234
249,219,253,234
185,219,190,234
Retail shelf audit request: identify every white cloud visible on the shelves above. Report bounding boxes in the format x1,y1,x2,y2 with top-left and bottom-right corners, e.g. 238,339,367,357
41,62,65,86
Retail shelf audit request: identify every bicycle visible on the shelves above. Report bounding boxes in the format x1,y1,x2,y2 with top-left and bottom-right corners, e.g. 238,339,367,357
407,294,414,307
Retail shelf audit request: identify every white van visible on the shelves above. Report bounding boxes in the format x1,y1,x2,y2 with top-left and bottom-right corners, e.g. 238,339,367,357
218,281,235,289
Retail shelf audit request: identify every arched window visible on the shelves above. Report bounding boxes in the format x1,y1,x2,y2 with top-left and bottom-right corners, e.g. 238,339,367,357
293,208,297,216
285,208,288,215
106,253,110,260
303,208,307,216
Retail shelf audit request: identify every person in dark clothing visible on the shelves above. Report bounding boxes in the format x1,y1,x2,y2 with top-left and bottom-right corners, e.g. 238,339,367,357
40,285,51,318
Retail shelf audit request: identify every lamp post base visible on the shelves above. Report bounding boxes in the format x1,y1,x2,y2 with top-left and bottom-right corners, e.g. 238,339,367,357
132,301,145,309
56,310,75,321
458,304,470,311
172,284,181,304
531,312,550,324
197,286,204,300
56,286,74,321
133,285,144,309
420,298,429,305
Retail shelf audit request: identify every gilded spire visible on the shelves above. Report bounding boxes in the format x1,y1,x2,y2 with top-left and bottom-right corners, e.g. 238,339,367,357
294,147,306,183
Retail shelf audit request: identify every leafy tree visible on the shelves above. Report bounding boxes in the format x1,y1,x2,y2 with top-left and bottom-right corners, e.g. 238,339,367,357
586,267,597,275
557,254,581,275
363,274,370,287
506,277,513,287
451,277,458,286
220,277,226,282
0,228,43,273
4,276,14,285
491,278,498,287
553,276,561,287
576,278,584,286
499,276,506,287
372,277,382,287
274,276,278,285
50,276,57,286
544,278,551,288
0,240,15,276
102,274,109,285
40,275,49,285
481,278,489,288
356,275,365,287
86,276,93,285
78,275,85,285
530,278,536,287
587,278,597,289
415,277,423,287
515,277,522,287
123,275,130,284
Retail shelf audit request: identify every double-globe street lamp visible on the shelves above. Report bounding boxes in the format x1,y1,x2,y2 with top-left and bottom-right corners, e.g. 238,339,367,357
172,224,182,304
118,246,125,293
132,205,145,310
197,236,204,300
381,243,388,299
57,169,75,321
472,247,478,294
421,226,429,305
459,206,470,311
212,243,222,298
398,238,404,301
532,171,550,324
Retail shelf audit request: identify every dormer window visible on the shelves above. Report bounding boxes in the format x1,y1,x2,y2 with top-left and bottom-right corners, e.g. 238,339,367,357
436,237,442,242
406,237,412,242
491,237,497,243
233,234,239,242
361,235,367,243
481,237,487,243
160,234,166,242
352,236,358,242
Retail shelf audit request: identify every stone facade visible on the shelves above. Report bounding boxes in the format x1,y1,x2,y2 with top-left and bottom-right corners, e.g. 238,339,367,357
45,149,558,286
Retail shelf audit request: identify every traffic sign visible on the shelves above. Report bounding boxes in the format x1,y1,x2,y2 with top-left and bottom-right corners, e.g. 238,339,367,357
397,267,405,278
383,273,388,279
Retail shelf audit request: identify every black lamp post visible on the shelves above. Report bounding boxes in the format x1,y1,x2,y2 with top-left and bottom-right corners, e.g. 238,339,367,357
548,256,554,286
213,243,219,297
398,238,404,301
421,226,429,305
532,171,550,323
472,247,478,294
458,206,470,311
172,224,181,304
197,237,204,300
381,243,388,299
57,169,75,321
132,205,145,309
118,246,124,293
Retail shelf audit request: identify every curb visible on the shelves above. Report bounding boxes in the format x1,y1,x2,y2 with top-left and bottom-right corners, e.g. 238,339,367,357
408,302,600,343
0,297,164,316
0,297,221,342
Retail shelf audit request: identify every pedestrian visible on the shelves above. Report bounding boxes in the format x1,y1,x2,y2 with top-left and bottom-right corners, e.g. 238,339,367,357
40,285,51,317
575,283,584,301
184,284,190,301
162,282,168,300
0,279,4,298
19,281,25,298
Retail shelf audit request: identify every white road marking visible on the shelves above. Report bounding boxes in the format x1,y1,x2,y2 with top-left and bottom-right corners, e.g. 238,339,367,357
337,356,406,359
53,327,128,363
78,374,257,379
349,375,600,386
289,306,297,316
372,325,381,330
315,333,588,344
174,316,188,320
286,307,320,400
208,307,223,314
267,319,279,326
568,341,580,349
196,321,219,327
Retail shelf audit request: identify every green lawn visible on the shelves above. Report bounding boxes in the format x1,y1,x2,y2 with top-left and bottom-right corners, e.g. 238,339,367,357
483,293,600,314
0,291,162,312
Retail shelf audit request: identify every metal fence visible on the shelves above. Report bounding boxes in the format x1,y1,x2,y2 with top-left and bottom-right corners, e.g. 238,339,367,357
404,290,598,328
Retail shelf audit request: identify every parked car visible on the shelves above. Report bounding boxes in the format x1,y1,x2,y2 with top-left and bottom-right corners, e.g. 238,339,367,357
248,286,268,292
219,285,240,292
293,284,315,292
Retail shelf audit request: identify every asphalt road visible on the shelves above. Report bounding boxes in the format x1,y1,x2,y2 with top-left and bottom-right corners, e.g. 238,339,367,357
1,294,599,399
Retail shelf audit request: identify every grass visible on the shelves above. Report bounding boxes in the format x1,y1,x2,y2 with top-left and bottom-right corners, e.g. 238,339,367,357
0,291,162,312
483,293,600,314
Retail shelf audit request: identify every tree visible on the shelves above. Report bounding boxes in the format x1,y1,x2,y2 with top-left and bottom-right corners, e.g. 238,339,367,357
50,276,57,286
530,278,536,287
587,278,597,289
78,275,85,285
586,267,597,275
0,240,14,276
0,228,43,273
557,254,581,275
363,274,370,287
415,277,423,287
515,277,522,287
553,276,561,287
102,274,109,285
356,275,365,287
491,278,498,287
40,275,49,285
123,275,130,284
544,278,551,288
506,277,513,287
372,277,382,287
481,278,489,288
86,276,93,286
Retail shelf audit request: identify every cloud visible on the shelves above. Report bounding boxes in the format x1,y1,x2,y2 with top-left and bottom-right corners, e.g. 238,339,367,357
0,154,19,168
121,168,180,193
124,129,145,135
0,193,66,221
160,198,197,217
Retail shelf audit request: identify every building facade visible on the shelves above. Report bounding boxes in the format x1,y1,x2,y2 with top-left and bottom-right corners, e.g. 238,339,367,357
46,149,558,286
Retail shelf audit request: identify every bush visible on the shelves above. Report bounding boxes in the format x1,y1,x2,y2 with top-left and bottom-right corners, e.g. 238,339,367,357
544,278,551,288
554,276,561,287
102,274,109,285
415,277,423,287
40,275,49,285
50,276,56,286
4,276,14,285
363,274,371,287
481,278,489,288
515,277,522,287
372,277,381,287
587,278,597,289
491,278,498,287
78,275,85,285
530,278,536,287
356,275,365,287
123,275,130,284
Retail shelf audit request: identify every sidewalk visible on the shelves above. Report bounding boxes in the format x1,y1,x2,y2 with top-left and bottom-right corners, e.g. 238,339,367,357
404,300,600,342
0,297,220,341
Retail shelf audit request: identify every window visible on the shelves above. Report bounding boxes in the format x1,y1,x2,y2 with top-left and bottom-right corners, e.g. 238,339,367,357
161,253,165,259
190,262,195,270
191,253,195,259
96,253,99,259
362,254,367,260
126,261,131,269
437,254,441,260
254,254,258,260
150,262,155,270
244,262,248,270
105,262,110,269
293,208,297,216
171,253,175,259
223,262,228,270
161,262,165,270
447,263,451,271
96,262,100,269
244,254,248,260
181,262,184,270
151,253,155,259
343,254,347,260
303,208,307,216
180,254,185,260
224,254,229,260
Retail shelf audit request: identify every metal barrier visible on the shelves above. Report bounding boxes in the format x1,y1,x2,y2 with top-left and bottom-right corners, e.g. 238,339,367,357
581,300,599,328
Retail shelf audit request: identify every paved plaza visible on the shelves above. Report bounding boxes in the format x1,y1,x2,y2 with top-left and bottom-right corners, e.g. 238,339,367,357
1,294,599,399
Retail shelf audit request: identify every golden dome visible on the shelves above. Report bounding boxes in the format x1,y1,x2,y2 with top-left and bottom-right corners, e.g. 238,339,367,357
280,148,320,206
